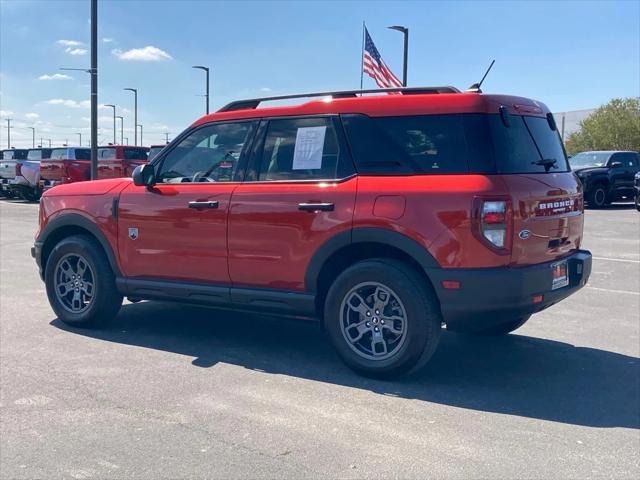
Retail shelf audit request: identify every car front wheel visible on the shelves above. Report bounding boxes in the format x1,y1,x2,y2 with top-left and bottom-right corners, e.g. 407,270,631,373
45,235,122,328
587,185,608,208
324,259,442,379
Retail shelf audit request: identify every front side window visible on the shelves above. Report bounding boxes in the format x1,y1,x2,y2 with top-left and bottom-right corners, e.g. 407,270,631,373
611,152,639,167
258,117,347,181
74,149,91,160
156,121,255,183
124,148,148,160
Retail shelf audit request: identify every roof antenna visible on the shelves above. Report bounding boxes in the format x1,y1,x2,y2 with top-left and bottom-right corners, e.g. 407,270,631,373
466,60,495,93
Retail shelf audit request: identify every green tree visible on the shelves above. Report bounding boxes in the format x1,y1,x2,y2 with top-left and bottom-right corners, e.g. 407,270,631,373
565,97,640,155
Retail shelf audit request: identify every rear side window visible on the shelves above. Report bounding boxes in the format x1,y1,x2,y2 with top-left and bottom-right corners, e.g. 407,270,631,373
124,148,148,160
74,149,91,160
27,150,43,160
257,117,352,181
612,152,639,167
2,150,28,160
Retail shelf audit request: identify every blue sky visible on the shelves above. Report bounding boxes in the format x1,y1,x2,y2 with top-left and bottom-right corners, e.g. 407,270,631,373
1,0,638,147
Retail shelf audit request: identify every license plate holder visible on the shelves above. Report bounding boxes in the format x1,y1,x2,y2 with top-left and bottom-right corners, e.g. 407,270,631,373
551,260,569,290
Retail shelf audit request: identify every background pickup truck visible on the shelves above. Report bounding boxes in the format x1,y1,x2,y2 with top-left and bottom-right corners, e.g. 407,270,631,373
40,146,149,190
9,148,52,201
570,150,640,208
0,149,29,198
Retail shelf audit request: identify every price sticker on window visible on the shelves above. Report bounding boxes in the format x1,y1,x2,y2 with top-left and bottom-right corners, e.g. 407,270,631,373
292,126,326,170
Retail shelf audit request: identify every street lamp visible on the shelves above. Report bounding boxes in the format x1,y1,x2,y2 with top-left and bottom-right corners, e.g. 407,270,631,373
116,116,124,145
123,88,137,145
43,138,52,148
192,65,210,114
28,127,35,148
104,104,116,144
137,124,143,146
124,137,129,145
387,25,409,87
76,132,82,146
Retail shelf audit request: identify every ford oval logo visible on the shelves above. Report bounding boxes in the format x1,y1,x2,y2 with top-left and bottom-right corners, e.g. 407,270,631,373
519,229,531,240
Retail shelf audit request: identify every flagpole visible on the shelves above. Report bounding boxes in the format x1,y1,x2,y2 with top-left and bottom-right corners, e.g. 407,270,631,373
360,21,365,90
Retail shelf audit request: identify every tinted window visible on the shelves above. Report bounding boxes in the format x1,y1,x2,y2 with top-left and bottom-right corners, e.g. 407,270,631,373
74,149,91,160
98,148,116,160
124,148,148,160
2,150,28,160
50,149,69,160
489,116,545,173
157,121,255,183
373,115,475,173
612,152,639,167
522,116,569,171
258,117,348,181
27,150,42,160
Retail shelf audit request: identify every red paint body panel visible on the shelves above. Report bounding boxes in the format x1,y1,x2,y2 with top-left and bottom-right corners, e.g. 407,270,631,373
228,178,357,290
117,182,235,283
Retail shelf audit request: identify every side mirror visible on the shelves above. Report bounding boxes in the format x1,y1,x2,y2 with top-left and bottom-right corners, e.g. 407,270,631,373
132,164,156,187
610,161,623,168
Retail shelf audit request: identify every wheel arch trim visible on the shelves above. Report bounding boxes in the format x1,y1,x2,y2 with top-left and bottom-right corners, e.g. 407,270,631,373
305,227,440,293
38,213,121,276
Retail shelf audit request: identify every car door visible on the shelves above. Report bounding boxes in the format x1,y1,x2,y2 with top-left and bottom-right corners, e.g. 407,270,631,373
228,116,357,293
616,152,640,193
117,120,257,284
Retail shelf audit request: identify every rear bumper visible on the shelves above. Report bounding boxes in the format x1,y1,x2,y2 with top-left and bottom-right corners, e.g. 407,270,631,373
427,250,592,332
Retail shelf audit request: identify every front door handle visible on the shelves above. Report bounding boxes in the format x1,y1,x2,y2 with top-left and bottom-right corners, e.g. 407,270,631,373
189,200,219,209
298,202,335,212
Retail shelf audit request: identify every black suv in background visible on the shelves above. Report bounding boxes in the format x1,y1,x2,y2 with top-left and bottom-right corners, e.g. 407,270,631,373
570,151,640,208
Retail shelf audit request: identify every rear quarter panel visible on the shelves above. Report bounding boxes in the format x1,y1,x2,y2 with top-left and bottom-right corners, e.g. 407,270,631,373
354,175,512,268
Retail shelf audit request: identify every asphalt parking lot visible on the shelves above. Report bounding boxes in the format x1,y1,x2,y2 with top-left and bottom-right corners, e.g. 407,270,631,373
0,199,638,479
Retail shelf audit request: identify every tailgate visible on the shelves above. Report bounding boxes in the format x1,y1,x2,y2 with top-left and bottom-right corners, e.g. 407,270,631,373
0,159,17,180
508,173,583,266
40,159,65,182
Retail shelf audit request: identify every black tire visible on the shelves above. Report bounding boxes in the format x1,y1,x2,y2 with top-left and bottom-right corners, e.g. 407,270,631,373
45,235,122,328
324,259,442,379
586,184,608,209
473,315,531,335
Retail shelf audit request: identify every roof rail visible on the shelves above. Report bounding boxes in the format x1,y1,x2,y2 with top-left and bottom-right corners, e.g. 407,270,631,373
217,86,461,112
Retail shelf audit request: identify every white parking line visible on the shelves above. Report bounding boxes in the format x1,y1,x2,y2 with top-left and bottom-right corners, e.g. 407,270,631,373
592,256,640,264
586,286,640,296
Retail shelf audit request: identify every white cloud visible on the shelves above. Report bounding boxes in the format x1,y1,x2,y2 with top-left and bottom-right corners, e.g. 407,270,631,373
65,47,88,56
102,37,114,43
38,73,73,81
0,110,14,117
260,87,272,92
112,46,172,62
44,98,90,109
57,39,83,47
25,113,40,120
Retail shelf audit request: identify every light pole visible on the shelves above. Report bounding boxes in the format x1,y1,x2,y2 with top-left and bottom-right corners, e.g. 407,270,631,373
116,116,124,145
124,137,129,145
104,104,116,144
192,66,210,114
76,132,82,146
5,118,11,148
164,132,170,144
137,124,143,146
123,88,137,145
388,25,408,86
43,138,52,148
28,127,35,148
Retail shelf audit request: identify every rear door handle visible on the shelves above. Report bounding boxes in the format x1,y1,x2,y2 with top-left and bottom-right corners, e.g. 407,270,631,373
298,202,335,212
188,200,219,209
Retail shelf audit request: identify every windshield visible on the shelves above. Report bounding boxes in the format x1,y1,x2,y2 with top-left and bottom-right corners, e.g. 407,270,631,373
569,152,611,168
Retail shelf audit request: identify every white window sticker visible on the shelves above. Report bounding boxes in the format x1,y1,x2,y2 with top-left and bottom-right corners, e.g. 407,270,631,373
292,126,326,170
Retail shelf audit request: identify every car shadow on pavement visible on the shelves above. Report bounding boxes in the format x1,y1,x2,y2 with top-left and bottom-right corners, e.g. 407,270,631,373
51,301,639,429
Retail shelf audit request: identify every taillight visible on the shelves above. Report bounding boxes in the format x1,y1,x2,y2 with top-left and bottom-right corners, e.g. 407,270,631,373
15,162,22,176
472,197,512,254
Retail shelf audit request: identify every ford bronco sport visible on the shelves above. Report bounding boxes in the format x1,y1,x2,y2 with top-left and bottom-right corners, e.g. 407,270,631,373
32,87,592,378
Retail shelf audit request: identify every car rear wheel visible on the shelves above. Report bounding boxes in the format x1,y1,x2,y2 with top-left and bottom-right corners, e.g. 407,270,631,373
45,235,122,328
587,185,608,209
473,315,531,335
324,259,442,379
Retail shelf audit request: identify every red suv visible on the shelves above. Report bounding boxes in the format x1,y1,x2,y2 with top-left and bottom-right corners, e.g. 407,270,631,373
32,87,592,377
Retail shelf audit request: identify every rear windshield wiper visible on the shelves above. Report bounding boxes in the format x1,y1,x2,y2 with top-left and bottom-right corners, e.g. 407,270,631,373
533,158,558,172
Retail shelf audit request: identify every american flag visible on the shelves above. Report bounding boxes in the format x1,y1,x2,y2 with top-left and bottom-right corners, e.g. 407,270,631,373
362,27,403,90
